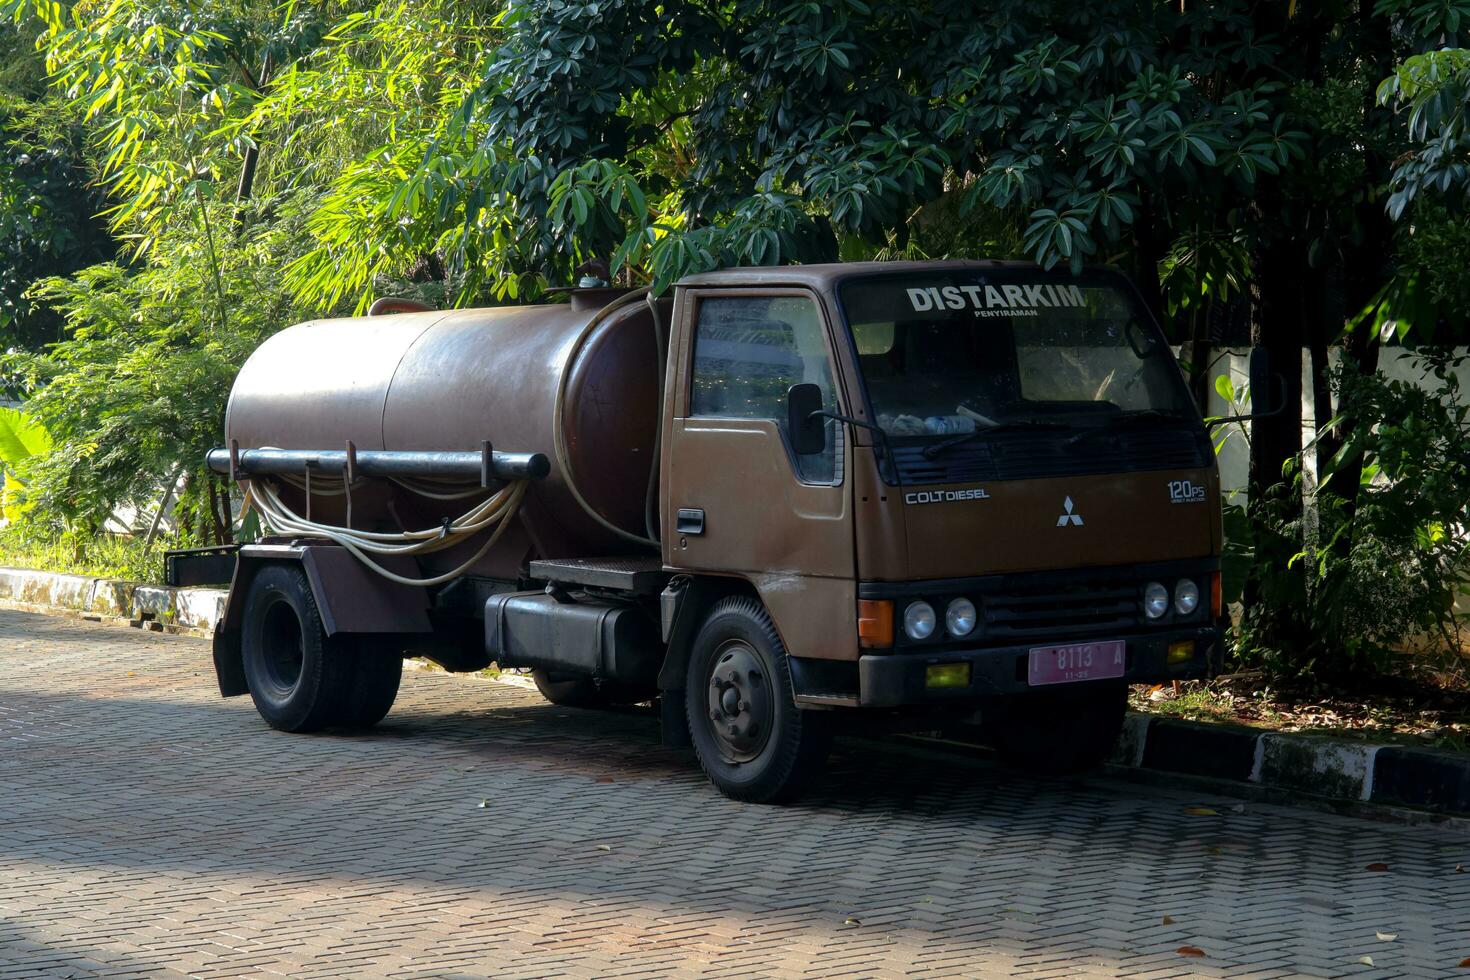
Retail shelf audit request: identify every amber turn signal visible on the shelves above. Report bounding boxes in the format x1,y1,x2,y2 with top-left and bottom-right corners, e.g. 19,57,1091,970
857,599,894,648
1167,640,1194,665
1210,571,1223,620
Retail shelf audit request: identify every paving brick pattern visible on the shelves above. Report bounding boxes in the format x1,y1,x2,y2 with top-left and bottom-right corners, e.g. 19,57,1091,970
2,608,1468,979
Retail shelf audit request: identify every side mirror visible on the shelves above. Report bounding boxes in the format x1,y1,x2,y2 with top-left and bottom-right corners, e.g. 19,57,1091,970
786,383,826,455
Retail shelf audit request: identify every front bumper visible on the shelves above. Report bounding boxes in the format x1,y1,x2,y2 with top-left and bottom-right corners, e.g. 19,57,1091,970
856,624,1223,707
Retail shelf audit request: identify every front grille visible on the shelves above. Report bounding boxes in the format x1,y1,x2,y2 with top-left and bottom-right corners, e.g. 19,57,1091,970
981,578,1141,641
888,427,1209,485
861,560,1217,651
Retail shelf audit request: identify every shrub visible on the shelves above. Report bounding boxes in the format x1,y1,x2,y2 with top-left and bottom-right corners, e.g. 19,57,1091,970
1237,348,1470,683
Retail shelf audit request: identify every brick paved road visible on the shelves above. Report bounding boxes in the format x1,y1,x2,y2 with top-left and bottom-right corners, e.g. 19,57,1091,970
2,608,1469,979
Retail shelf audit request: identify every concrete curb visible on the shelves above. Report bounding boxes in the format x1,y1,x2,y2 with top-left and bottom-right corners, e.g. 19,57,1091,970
1105,715,1470,817
3,564,1468,817
0,565,225,636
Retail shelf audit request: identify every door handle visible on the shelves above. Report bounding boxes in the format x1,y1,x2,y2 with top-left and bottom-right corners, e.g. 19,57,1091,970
676,508,705,535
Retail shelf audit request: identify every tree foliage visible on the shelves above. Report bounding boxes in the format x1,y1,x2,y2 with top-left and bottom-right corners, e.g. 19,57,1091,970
0,21,113,353
2,0,1470,677
293,0,1315,303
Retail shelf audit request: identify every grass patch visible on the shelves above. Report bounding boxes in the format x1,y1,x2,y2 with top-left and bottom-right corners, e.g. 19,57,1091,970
1131,678,1470,752
0,524,174,582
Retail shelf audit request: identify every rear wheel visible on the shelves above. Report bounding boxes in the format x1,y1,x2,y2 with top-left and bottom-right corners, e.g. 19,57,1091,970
684,597,830,804
240,564,400,732
338,637,403,728
984,683,1128,775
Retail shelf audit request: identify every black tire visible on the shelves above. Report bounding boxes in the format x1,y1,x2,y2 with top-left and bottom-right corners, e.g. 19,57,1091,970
984,683,1128,775
240,564,366,733
531,670,652,709
684,596,831,804
532,670,609,708
337,637,403,729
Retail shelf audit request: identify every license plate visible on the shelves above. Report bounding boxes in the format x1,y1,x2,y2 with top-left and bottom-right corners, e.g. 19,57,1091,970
1027,640,1126,686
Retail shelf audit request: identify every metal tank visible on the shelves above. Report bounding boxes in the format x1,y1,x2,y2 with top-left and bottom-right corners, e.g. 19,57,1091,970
224,290,663,578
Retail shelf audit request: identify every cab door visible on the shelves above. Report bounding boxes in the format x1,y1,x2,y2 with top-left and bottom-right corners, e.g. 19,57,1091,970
662,288,856,660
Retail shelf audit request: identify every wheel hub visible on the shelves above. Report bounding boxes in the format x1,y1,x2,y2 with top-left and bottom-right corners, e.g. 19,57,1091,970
705,641,773,763
260,598,305,695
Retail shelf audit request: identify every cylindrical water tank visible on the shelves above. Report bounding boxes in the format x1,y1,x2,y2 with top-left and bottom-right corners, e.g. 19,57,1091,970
225,292,662,577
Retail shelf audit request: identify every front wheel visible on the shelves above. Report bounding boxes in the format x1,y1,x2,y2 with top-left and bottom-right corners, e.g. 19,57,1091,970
983,683,1128,775
684,597,830,804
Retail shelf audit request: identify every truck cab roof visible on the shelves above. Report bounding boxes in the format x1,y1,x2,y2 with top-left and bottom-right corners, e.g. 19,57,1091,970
674,259,1047,291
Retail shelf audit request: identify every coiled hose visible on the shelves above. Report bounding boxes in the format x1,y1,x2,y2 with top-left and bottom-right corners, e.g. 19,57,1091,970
252,477,528,588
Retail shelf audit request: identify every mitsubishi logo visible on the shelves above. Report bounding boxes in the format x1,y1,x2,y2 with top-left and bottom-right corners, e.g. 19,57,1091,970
1056,496,1084,527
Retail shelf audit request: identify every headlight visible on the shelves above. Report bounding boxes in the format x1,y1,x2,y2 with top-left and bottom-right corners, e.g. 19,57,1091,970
946,598,977,637
1143,582,1169,619
903,601,937,640
1174,579,1200,616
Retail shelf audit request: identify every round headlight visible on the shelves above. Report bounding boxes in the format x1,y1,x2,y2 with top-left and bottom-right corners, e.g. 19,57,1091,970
946,597,977,637
903,601,937,640
1143,581,1169,619
1174,579,1200,616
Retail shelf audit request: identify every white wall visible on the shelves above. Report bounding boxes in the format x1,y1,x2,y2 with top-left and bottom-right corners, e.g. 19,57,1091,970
1200,346,1470,503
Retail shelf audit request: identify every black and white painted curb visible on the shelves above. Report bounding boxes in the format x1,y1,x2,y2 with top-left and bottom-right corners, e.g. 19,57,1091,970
1110,714,1470,817
4,564,1467,817
0,565,225,634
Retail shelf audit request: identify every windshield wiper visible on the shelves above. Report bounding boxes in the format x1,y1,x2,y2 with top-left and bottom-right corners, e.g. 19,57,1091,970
1063,410,1191,447
921,419,1071,459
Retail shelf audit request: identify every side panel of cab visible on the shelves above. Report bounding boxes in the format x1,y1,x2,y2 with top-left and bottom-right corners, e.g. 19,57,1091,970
660,286,861,661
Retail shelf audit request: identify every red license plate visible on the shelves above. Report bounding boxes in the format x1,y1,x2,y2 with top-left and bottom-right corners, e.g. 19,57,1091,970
1027,640,1126,686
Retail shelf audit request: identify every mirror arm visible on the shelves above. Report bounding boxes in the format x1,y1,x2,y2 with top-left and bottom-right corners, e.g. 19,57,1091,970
810,409,903,488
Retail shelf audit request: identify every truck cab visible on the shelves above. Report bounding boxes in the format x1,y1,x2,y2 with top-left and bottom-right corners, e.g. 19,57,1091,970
651,262,1222,797
185,260,1224,804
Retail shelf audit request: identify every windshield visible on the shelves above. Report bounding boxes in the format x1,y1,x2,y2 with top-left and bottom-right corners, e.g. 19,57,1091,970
838,271,1196,439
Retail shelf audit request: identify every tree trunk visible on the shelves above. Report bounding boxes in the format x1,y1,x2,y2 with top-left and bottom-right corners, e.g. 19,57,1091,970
1248,245,1305,500
232,53,272,231
1130,193,1168,329
1241,236,1309,645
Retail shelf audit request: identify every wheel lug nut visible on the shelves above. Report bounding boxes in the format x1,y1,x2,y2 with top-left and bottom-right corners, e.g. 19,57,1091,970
737,700,748,711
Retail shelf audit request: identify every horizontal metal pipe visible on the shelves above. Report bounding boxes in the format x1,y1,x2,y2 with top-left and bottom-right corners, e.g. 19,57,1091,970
206,447,550,482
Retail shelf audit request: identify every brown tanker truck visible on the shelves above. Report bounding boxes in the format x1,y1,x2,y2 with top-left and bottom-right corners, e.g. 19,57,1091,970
168,260,1268,803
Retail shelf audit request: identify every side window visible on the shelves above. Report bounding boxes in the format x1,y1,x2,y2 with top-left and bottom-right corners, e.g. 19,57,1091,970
690,294,841,484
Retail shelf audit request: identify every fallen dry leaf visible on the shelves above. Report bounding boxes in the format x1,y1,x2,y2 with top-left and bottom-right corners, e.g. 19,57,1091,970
595,776,613,783
1162,916,1175,925
476,798,487,809
1460,957,1470,968
1366,862,1390,872
1358,955,1375,967
1177,946,1205,957
844,918,861,926
1377,931,1398,941
596,844,611,851
1183,806,1220,816
1457,865,1465,874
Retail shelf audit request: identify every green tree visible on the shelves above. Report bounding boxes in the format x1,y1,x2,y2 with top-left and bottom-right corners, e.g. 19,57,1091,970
0,21,113,355
0,0,488,540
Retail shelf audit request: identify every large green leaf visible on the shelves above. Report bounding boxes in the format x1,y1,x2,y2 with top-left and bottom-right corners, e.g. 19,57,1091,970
0,406,52,470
